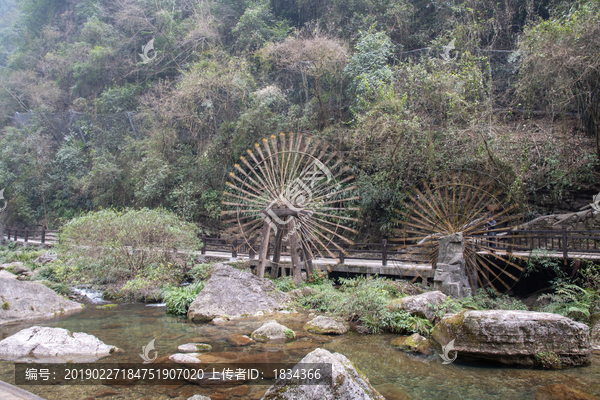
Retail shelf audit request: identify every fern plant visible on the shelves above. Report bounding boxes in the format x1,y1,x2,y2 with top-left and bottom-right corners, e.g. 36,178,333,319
538,282,598,323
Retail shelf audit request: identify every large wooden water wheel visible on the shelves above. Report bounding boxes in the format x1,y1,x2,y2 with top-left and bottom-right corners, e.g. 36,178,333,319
392,169,525,293
222,132,360,284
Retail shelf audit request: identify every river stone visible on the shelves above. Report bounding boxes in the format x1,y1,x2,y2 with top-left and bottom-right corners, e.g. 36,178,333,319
12,265,32,276
34,251,57,265
169,353,201,364
391,333,435,356
431,310,591,367
387,291,447,322
261,348,384,400
187,396,211,400
0,326,117,362
304,316,348,335
251,320,295,342
534,384,599,400
0,261,23,270
187,263,290,322
178,343,212,352
228,334,253,346
0,278,83,325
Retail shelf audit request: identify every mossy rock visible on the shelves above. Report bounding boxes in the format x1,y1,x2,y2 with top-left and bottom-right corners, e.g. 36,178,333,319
391,333,435,356
96,303,118,310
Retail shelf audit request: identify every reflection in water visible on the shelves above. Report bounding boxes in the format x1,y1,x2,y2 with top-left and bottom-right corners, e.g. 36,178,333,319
0,303,599,399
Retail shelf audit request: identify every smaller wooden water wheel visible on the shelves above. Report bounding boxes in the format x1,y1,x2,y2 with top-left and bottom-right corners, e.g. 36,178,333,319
391,169,525,293
221,132,360,284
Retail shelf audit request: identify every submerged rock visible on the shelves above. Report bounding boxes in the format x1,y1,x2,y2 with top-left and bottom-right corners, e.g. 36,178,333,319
391,333,434,356
304,316,348,335
187,263,290,322
534,383,599,400
227,334,253,347
251,320,295,342
261,348,384,400
431,310,591,367
0,326,117,363
178,343,212,352
387,290,447,322
0,278,83,325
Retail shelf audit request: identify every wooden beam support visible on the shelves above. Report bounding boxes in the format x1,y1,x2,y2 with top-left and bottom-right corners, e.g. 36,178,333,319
257,223,271,278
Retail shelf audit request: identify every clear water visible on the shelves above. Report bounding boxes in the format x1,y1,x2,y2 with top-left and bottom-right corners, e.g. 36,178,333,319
1,303,599,400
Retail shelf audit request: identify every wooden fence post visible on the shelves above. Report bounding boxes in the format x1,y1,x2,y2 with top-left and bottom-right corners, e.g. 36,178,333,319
24,228,28,243
562,225,568,264
338,242,345,264
41,228,46,244
201,234,206,255
382,238,388,266
232,239,238,258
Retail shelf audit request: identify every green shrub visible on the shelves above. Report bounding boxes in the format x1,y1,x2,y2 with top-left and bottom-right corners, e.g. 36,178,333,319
535,349,562,369
163,282,205,316
189,263,213,282
272,276,297,292
2,301,10,310
296,276,422,333
58,208,201,290
538,282,598,323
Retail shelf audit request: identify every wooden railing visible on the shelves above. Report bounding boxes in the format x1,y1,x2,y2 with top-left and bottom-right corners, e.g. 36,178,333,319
3,227,59,245
200,226,600,265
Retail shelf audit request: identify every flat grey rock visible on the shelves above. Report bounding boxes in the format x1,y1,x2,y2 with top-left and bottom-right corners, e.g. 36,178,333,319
178,343,212,352
169,353,201,363
0,326,117,363
0,278,83,325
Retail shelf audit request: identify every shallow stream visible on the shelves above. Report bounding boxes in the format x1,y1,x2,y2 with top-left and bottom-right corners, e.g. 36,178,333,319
0,302,599,400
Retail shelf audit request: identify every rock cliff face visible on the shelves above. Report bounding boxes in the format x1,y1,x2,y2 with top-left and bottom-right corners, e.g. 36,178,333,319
0,278,83,325
432,310,591,367
187,263,290,322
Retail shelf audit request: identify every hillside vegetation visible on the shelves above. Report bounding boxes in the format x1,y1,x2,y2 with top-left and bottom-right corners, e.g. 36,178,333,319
0,0,598,237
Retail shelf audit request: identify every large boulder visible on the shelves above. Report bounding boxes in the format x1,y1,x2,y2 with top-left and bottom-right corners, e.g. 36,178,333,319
251,320,295,342
303,316,348,335
261,348,384,400
387,291,447,322
0,278,83,325
432,310,591,367
187,263,290,322
0,326,117,363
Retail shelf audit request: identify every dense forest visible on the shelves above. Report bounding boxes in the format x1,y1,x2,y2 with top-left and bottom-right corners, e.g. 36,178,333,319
0,0,598,237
